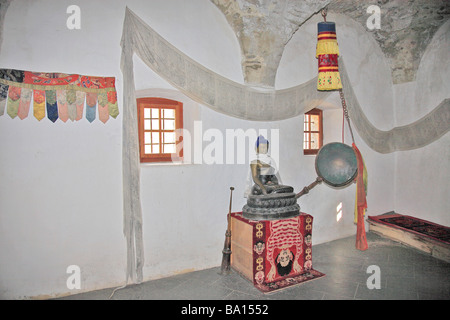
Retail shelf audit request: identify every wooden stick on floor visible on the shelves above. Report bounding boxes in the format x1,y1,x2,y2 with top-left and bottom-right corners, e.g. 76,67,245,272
220,187,234,275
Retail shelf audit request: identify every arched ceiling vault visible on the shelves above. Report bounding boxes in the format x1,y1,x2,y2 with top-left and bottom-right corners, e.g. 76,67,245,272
211,0,450,86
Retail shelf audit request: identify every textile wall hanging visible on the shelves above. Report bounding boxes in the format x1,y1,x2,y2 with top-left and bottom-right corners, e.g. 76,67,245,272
316,20,342,91
0,69,119,123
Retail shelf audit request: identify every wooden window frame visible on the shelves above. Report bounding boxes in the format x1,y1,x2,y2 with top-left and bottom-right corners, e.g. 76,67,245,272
137,97,183,163
303,108,323,155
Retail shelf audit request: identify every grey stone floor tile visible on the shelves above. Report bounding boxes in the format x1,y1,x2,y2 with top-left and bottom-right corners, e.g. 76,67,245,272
223,290,269,300
322,292,355,300
56,232,450,300
355,282,419,300
265,287,325,300
171,280,235,300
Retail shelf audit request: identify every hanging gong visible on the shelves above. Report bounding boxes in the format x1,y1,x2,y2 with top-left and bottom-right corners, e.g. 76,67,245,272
315,142,357,188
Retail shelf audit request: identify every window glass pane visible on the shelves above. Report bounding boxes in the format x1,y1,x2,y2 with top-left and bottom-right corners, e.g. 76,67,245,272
310,115,320,131
144,145,152,154
163,143,175,154
151,119,159,130
144,108,151,119
144,132,151,144
163,109,175,119
303,133,309,149
152,132,160,144
304,115,310,131
164,132,175,144
151,108,159,119
152,144,160,154
144,119,151,130
311,133,320,149
164,119,175,130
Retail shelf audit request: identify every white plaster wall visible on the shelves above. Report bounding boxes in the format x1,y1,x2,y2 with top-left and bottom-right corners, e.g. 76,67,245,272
0,0,245,299
0,0,434,300
0,0,126,299
392,20,450,226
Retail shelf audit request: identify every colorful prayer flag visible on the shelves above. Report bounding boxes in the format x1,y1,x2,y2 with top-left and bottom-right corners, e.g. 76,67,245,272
0,69,119,123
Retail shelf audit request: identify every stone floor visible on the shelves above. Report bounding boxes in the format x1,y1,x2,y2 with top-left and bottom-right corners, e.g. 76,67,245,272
57,232,450,300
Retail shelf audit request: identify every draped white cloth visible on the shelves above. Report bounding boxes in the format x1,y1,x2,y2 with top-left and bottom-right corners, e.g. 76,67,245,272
340,60,450,153
0,0,12,54
120,7,449,283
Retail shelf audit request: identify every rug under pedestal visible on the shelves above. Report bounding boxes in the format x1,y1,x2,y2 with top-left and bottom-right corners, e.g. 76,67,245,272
253,269,325,294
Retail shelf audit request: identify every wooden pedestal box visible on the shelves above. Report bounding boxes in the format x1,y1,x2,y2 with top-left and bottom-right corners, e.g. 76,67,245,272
230,212,322,292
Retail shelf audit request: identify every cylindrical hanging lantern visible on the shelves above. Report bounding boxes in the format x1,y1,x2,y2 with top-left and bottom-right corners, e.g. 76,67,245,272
316,21,342,91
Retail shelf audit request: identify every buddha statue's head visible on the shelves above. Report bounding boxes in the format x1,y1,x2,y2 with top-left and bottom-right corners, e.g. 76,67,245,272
255,135,269,154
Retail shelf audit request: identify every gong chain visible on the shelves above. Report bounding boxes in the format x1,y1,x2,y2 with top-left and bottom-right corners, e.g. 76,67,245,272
339,89,355,144
321,8,327,22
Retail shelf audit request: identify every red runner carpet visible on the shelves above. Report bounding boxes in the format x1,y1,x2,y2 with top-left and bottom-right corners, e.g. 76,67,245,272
368,213,450,245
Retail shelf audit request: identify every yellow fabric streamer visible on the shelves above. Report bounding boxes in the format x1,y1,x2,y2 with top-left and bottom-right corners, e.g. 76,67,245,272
33,101,45,121
33,90,46,121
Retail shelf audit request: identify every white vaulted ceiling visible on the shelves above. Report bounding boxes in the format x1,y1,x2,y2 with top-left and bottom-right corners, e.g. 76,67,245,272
211,0,450,85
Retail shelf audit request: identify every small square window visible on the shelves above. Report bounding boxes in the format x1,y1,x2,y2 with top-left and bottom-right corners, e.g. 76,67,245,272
303,108,323,155
137,98,183,163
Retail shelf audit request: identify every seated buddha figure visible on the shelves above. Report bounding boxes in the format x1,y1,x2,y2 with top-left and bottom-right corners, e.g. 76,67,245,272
246,136,294,196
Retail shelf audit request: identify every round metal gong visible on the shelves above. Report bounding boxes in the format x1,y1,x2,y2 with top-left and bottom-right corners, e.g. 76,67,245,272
315,142,358,188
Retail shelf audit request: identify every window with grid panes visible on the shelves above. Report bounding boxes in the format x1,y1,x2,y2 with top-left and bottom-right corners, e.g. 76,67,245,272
303,108,323,155
137,97,183,163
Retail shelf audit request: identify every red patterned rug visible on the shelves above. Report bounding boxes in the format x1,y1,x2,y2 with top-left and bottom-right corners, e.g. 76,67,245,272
254,269,325,293
230,212,326,294
368,213,450,245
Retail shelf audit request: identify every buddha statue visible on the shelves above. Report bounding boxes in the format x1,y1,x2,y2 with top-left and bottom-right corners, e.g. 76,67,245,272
243,136,300,221
247,135,293,196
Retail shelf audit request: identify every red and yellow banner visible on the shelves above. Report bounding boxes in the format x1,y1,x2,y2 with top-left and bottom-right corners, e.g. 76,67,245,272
316,22,342,91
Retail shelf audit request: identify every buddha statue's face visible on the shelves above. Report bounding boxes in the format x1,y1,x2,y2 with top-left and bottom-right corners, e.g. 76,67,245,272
257,143,268,154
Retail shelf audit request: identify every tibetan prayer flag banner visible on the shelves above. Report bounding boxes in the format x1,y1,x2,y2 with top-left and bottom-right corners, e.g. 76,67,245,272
0,69,119,123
